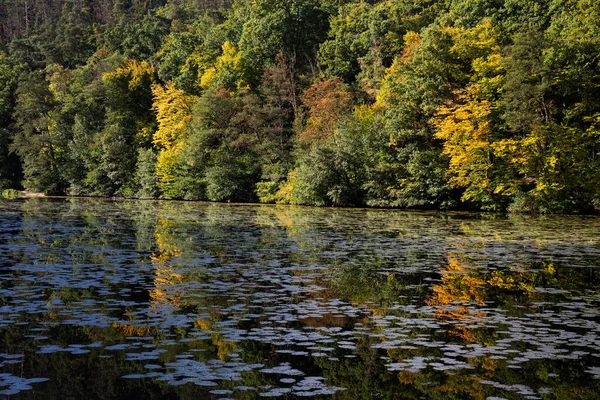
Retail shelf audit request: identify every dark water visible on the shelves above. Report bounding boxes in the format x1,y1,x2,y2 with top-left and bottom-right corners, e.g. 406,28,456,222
0,198,599,399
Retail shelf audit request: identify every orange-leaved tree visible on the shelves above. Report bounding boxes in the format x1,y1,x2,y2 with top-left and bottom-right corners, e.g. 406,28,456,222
299,78,353,143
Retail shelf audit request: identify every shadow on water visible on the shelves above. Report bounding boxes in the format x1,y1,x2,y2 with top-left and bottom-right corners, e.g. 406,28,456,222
0,198,599,399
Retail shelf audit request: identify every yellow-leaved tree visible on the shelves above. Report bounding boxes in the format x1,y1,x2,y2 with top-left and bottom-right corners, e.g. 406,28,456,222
434,87,496,203
199,41,246,91
152,81,197,198
433,19,519,208
103,59,156,93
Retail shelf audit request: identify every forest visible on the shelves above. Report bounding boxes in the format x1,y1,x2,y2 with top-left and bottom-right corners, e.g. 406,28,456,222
0,0,599,213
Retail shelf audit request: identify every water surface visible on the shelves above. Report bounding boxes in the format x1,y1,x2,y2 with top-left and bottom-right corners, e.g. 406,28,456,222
0,198,599,399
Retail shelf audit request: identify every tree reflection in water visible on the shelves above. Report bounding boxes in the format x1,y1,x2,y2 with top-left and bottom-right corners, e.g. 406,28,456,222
0,198,599,399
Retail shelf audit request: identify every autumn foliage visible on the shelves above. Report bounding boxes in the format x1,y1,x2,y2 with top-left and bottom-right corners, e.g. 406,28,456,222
299,79,353,143
2,0,600,213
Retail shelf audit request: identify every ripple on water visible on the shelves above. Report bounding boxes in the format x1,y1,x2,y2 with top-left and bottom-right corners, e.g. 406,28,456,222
1,200,600,397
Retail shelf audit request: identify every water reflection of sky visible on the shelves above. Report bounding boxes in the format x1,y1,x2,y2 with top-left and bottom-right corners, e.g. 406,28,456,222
0,198,599,399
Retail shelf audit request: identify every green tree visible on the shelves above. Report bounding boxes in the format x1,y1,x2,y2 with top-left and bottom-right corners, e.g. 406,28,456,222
53,0,98,68
62,50,121,195
291,106,388,206
12,70,67,194
253,55,296,201
375,26,462,208
0,51,22,189
156,14,223,94
89,59,157,196
105,12,170,60
319,0,439,96
238,0,330,84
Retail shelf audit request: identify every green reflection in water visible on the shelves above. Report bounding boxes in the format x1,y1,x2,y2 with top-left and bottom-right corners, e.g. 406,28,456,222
0,198,599,399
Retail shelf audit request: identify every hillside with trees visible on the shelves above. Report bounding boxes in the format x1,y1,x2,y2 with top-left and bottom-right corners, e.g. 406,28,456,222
1,0,599,213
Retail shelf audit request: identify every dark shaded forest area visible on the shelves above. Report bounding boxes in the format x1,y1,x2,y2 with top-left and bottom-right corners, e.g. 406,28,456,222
1,0,599,213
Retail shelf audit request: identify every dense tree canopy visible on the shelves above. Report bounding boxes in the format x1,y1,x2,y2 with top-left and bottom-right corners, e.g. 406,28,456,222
1,0,600,213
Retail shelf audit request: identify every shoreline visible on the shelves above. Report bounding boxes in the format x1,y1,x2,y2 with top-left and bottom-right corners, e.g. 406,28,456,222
4,192,600,217
21,191,46,198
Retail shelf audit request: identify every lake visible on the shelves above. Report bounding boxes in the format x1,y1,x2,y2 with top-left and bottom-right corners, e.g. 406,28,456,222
0,198,599,399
